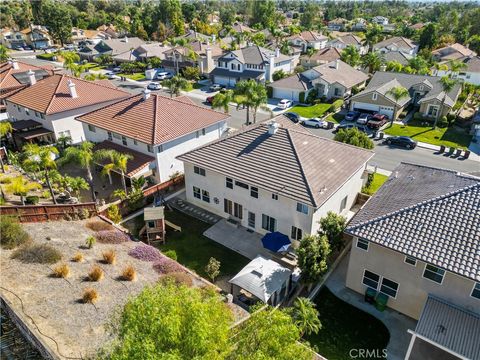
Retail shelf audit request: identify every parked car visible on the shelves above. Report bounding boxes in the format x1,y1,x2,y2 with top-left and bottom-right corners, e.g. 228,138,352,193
302,118,328,128
356,113,372,125
106,72,117,80
383,136,417,149
147,82,162,90
206,95,217,104
156,71,172,80
283,112,300,123
367,113,388,129
209,83,225,91
277,99,293,109
112,67,122,73
345,111,360,121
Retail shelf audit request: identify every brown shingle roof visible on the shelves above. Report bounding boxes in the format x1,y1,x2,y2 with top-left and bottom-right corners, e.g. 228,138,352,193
76,94,230,145
7,74,130,115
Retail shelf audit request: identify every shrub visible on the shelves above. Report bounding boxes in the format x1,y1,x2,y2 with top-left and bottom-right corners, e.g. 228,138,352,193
79,208,90,220
334,127,374,149
0,176,12,184
163,250,177,261
36,53,56,60
86,220,114,232
159,272,193,287
95,230,129,244
41,190,51,199
82,288,98,304
437,116,449,128
153,257,185,274
106,204,122,224
25,195,39,205
12,244,62,264
86,235,96,249
266,85,273,98
413,112,425,121
0,217,31,249
121,265,136,281
129,244,163,262
72,252,84,262
52,263,70,278
88,265,104,281
306,88,318,105
102,249,116,264
205,257,221,283
126,190,144,212
329,99,344,112
182,66,200,81
0,197,5,205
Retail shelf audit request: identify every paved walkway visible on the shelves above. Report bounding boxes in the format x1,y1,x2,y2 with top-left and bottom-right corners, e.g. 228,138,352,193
169,194,222,225
325,253,417,360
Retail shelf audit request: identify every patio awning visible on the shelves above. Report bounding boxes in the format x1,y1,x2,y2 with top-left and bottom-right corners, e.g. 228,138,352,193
17,127,53,140
261,232,291,252
11,120,42,131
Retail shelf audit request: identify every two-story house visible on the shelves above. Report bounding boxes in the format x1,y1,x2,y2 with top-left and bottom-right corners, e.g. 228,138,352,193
344,163,480,359
177,117,374,243
5,74,129,146
372,16,389,25
210,45,294,87
349,72,461,120
21,26,52,49
327,18,348,31
328,34,368,55
299,47,342,69
0,29,27,49
372,36,418,55
432,43,476,62
434,56,480,86
76,91,230,184
286,31,328,53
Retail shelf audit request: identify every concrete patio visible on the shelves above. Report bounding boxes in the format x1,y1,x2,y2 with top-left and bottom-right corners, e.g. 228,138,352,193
325,253,417,360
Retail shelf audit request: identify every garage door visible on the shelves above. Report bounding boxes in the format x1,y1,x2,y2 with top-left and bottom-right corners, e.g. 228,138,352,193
377,106,394,119
214,76,234,87
352,102,380,113
273,88,300,102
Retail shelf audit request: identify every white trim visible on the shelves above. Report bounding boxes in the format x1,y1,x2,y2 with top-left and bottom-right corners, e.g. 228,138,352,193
404,255,417,267
406,330,470,360
422,263,445,285
470,282,480,300
379,276,399,299
356,238,369,251
362,268,380,290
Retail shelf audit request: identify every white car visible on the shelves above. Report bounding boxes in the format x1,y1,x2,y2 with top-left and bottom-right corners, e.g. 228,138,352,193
112,67,122,73
277,99,293,109
156,71,172,80
356,113,372,125
147,82,162,90
302,118,328,128
106,72,117,80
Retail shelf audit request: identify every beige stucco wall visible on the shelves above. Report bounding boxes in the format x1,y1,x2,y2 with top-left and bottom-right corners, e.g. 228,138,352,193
350,92,397,107
346,238,480,320
419,99,450,118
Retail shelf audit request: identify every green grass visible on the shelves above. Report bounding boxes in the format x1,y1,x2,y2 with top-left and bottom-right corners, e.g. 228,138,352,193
324,112,344,124
383,120,472,149
192,82,204,90
291,103,331,118
118,72,146,81
306,287,390,360
84,63,105,71
362,173,389,195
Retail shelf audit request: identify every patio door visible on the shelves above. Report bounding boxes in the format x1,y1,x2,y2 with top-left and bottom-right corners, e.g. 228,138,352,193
224,198,243,219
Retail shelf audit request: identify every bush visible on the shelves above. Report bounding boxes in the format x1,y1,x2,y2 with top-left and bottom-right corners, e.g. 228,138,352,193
163,250,177,261
52,263,70,278
266,86,273,98
159,272,193,287
88,265,104,281
121,265,136,281
86,235,96,249
126,190,144,212
437,116,449,128
95,230,129,244
0,217,31,249
334,127,374,149
272,70,287,81
102,249,116,264
41,190,51,199
25,195,39,205
0,176,12,184
153,257,185,274
36,53,56,60
306,88,318,105
79,208,90,220
413,112,425,121
128,244,163,262
86,219,114,232
12,244,62,264
82,288,98,304
72,252,84,262
329,99,344,113
106,205,122,224
182,66,200,81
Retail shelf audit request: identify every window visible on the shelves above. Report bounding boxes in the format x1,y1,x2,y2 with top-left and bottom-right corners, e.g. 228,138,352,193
58,130,71,138
250,186,258,198
423,264,445,284
35,111,39,117
133,139,138,145
158,144,163,153
471,283,480,300
224,199,243,219
291,226,303,240
372,93,378,101
356,238,369,251
427,105,438,117
147,221,155,228
296,202,308,214
88,124,96,133
226,177,233,189
202,128,206,136
196,130,200,138
262,214,276,232
404,255,416,266
340,195,348,212
113,132,121,140
380,277,399,298
122,136,127,146
235,180,248,189
25,108,29,115
272,193,278,200
107,131,113,141
202,190,210,203
147,144,153,153
194,166,206,176
248,212,255,228
362,270,380,289
193,186,201,199
40,113,45,120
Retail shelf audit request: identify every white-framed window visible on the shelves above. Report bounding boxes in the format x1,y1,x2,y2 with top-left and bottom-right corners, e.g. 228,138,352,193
272,193,278,200
193,186,201,199
380,277,399,298
262,214,276,232
107,131,113,141
112,132,121,140
122,136,127,146
194,166,206,176
201,189,210,203
147,144,153,153
88,124,96,133
470,282,480,300
356,238,369,251
235,180,249,189
423,264,445,284
404,255,416,266
340,195,348,212
362,270,380,289
291,226,303,240
427,105,439,117
296,202,308,214
226,177,233,189
372,93,377,101
250,186,258,198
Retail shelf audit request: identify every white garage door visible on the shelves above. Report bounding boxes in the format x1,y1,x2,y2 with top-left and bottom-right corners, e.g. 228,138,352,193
272,88,300,101
214,76,235,87
352,102,380,113
377,106,394,119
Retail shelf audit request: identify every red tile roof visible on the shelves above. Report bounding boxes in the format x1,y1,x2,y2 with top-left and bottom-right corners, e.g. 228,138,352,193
7,74,130,115
0,60,54,98
76,93,230,145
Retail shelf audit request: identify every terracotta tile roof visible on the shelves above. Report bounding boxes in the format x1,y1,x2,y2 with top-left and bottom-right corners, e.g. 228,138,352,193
76,94,230,145
7,74,130,115
0,60,53,98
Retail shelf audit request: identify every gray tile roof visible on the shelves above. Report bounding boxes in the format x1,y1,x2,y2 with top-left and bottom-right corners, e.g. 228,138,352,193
383,51,413,65
311,60,369,89
373,36,416,50
178,117,373,207
347,163,480,281
224,45,292,65
415,296,480,359
269,73,313,91
210,67,263,79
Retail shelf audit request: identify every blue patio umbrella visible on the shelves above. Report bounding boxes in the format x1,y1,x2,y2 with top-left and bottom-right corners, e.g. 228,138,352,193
261,232,291,252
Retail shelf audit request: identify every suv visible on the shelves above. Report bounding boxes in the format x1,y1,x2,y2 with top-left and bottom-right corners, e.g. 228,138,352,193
356,113,372,125
367,113,388,129
277,99,293,109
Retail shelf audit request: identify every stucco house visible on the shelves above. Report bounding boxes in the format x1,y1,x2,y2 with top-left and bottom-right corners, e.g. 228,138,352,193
177,116,374,243
372,36,418,55
327,18,348,31
434,56,480,86
372,16,389,25
286,31,328,52
349,72,461,120
20,26,52,49
78,37,145,61
76,91,230,184
328,34,368,55
432,43,476,62
299,47,342,69
0,29,27,49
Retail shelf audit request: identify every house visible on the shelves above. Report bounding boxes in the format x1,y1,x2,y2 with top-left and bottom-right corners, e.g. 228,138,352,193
177,117,374,242
5,74,130,145
372,16,389,25
76,91,230,184
0,28,27,49
349,72,461,120
328,34,368,55
432,43,476,62
189,40,224,74
434,56,480,85
270,60,368,102
96,24,120,39
286,31,328,52
383,51,413,66
345,163,480,358
210,45,294,86
160,46,200,73
70,28,86,44
78,37,145,61
328,18,348,31
409,23,425,31
352,18,367,31
20,26,52,49
372,36,418,55
299,47,342,69
175,29,212,43
220,22,255,37
129,43,172,62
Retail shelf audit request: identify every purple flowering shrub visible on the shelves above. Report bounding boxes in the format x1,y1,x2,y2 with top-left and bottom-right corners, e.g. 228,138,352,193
128,244,163,262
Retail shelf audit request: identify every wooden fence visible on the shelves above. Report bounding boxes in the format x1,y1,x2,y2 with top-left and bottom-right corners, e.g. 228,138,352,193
0,203,97,223
142,175,185,197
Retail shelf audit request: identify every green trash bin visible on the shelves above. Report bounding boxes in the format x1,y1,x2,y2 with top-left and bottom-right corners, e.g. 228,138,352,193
375,293,388,311
365,287,376,304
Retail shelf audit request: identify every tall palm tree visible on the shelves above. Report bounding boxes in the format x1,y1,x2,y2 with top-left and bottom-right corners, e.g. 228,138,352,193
163,75,188,97
291,297,322,337
234,80,271,125
22,144,59,204
434,76,458,129
5,176,41,205
340,45,361,67
56,134,72,155
100,150,133,195
361,51,384,74
447,59,467,77
386,86,410,124
211,90,234,114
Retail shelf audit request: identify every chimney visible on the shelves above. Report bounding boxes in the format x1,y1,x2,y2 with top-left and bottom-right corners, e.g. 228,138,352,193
143,88,151,101
205,47,214,73
268,121,279,135
275,47,280,57
335,59,340,70
27,69,36,86
267,53,275,82
11,60,19,70
67,80,78,98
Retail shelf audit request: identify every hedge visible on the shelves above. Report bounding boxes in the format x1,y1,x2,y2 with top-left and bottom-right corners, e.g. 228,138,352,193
266,86,273,98
36,53,56,61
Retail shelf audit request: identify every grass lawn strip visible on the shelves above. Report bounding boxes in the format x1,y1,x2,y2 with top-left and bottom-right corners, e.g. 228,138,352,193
291,104,331,119
119,72,146,81
362,173,389,195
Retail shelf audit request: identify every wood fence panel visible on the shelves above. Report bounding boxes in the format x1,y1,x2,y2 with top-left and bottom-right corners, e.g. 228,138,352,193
0,203,97,223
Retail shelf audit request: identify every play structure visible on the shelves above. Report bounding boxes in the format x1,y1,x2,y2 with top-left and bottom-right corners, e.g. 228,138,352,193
139,206,181,244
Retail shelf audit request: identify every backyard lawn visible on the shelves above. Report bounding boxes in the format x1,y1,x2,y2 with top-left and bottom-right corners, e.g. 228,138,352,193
383,120,472,149
291,103,331,119
306,287,390,360
362,173,389,195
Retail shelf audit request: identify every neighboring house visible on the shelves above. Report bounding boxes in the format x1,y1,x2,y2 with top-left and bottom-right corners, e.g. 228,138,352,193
130,43,172,62
409,22,425,31
189,40,224,74
300,47,342,69
96,24,120,39
372,16,389,25
372,36,418,55
345,163,480,359
160,46,199,73
270,60,368,102
70,28,86,44
210,45,294,86
0,28,27,49
175,29,212,43
328,18,348,31
434,56,480,86
328,34,368,55
352,18,367,31
20,26,52,49
383,50,413,66
349,72,461,120
5,74,129,145
78,37,145,61
220,22,254,37
286,31,328,52
77,91,229,184
432,43,476,62
177,117,374,242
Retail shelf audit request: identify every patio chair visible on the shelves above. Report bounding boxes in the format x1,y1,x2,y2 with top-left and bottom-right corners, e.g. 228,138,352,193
463,150,471,159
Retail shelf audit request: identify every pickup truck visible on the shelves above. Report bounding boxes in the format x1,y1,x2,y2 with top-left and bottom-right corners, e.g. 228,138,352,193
367,114,388,129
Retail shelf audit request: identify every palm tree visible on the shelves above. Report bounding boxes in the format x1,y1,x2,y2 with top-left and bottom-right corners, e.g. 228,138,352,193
163,75,188,98
56,134,72,155
100,150,133,195
361,51,384,74
291,297,322,337
340,45,361,67
234,80,271,125
5,176,41,205
434,76,458,129
211,90,234,114
22,144,59,204
447,59,467,77
386,86,410,124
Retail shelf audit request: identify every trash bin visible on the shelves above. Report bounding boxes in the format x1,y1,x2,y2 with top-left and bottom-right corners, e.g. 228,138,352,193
378,132,384,140
375,292,388,311
365,287,376,304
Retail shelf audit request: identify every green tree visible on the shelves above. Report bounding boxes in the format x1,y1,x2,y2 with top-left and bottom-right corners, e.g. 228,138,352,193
363,24,384,52
361,51,384,74
205,257,221,283
290,297,322,337
386,86,409,123
147,56,162,69
340,45,361,67
468,35,480,54
212,90,234,114
42,2,72,45
0,121,12,172
95,54,113,66
434,76,458,129
100,150,133,195
106,281,233,359
0,44,9,62
163,75,189,97
5,176,41,205
300,2,320,30
182,66,200,81
318,211,347,252
235,80,271,125
56,134,72,155
418,23,438,50
334,127,374,149
157,0,185,36
297,235,331,286
386,60,403,72
62,176,89,200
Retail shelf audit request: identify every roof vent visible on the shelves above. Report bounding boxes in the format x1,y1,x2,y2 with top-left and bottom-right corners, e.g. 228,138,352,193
27,69,36,86
11,60,19,70
335,59,340,69
67,80,77,98
143,88,151,101
268,121,279,135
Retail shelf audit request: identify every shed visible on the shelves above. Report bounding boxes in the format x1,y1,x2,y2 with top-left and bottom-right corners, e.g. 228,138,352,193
143,206,165,244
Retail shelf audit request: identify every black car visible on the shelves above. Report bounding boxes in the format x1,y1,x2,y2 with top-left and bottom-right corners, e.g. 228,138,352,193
384,136,417,149
283,112,300,123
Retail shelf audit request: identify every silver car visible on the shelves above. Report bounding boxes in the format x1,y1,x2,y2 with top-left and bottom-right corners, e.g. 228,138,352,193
302,118,328,128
